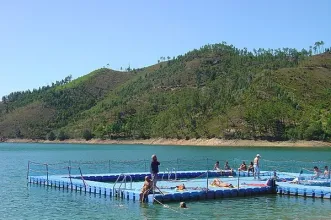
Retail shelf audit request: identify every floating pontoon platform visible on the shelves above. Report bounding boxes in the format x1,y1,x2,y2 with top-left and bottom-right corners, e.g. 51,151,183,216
28,170,275,203
28,170,331,203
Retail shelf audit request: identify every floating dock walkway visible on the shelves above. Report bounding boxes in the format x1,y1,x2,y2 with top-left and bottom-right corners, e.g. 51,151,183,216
275,172,331,199
28,170,277,203
28,163,331,203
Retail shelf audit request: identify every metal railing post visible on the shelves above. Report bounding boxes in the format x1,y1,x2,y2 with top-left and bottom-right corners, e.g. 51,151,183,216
237,170,240,190
144,159,147,172
206,170,209,192
68,166,72,187
27,161,30,181
46,164,49,183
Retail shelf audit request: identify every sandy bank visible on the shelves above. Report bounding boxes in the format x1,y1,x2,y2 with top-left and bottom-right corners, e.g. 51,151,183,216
3,138,331,147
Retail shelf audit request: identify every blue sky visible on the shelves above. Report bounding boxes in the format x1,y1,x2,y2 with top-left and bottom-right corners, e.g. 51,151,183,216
0,0,330,98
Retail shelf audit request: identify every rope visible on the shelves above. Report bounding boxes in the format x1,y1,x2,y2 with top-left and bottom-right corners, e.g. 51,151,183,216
185,171,208,182
28,169,47,173
301,168,314,173
153,197,197,220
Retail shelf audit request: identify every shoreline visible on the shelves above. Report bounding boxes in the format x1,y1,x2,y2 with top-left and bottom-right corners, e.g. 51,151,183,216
2,138,331,147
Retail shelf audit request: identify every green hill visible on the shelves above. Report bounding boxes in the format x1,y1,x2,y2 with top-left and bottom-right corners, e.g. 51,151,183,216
1,42,331,142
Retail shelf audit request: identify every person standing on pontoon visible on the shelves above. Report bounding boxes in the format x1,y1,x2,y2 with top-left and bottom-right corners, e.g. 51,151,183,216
253,154,261,180
150,154,160,190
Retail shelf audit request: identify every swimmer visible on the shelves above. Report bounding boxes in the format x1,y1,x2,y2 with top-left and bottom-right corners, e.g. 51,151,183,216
179,202,187,208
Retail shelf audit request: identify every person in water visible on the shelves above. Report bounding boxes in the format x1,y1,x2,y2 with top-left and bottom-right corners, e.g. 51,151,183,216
179,202,187,208
238,161,247,171
140,176,152,202
211,178,234,188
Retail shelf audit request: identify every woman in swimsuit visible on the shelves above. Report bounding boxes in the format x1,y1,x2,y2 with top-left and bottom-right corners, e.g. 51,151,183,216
140,176,152,202
211,178,234,188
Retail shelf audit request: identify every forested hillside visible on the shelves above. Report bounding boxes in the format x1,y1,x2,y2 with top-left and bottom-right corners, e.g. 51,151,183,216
1,42,331,142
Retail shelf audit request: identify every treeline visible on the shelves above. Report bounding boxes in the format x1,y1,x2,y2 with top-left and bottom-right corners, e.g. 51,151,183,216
1,75,72,113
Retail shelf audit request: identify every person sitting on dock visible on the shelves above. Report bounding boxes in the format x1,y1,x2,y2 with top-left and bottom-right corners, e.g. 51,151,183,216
140,176,152,202
211,178,234,188
224,161,234,175
323,166,330,179
213,161,221,171
248,161,254,176
313,166,322,179
224,161,231,170
238,161,247,171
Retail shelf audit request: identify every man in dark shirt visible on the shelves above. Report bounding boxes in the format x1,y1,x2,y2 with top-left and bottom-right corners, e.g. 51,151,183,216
150,154,160,190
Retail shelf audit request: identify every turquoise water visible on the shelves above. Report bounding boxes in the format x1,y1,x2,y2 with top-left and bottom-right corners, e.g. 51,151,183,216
1,143,331,220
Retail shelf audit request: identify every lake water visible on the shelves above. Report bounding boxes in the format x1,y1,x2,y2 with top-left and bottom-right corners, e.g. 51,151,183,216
1,143,330,220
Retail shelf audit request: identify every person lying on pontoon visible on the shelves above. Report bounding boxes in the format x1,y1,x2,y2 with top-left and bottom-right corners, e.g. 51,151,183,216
176,184,186,190
211,178,234,188
140,176,152,202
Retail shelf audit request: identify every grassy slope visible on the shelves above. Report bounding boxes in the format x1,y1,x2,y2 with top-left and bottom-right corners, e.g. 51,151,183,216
0,68,135,138
0,102,56,138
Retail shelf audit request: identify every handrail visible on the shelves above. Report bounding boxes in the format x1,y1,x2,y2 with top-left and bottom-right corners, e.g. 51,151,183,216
27,161,30,182
172,168,177,180
78,167,87,187
118,175,132,190
112,174,132,196
67,166,73,187
46,164,49,183
162,168,169,181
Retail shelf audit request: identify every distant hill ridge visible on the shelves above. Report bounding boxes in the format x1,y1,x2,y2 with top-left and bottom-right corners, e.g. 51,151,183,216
1,42,331,143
